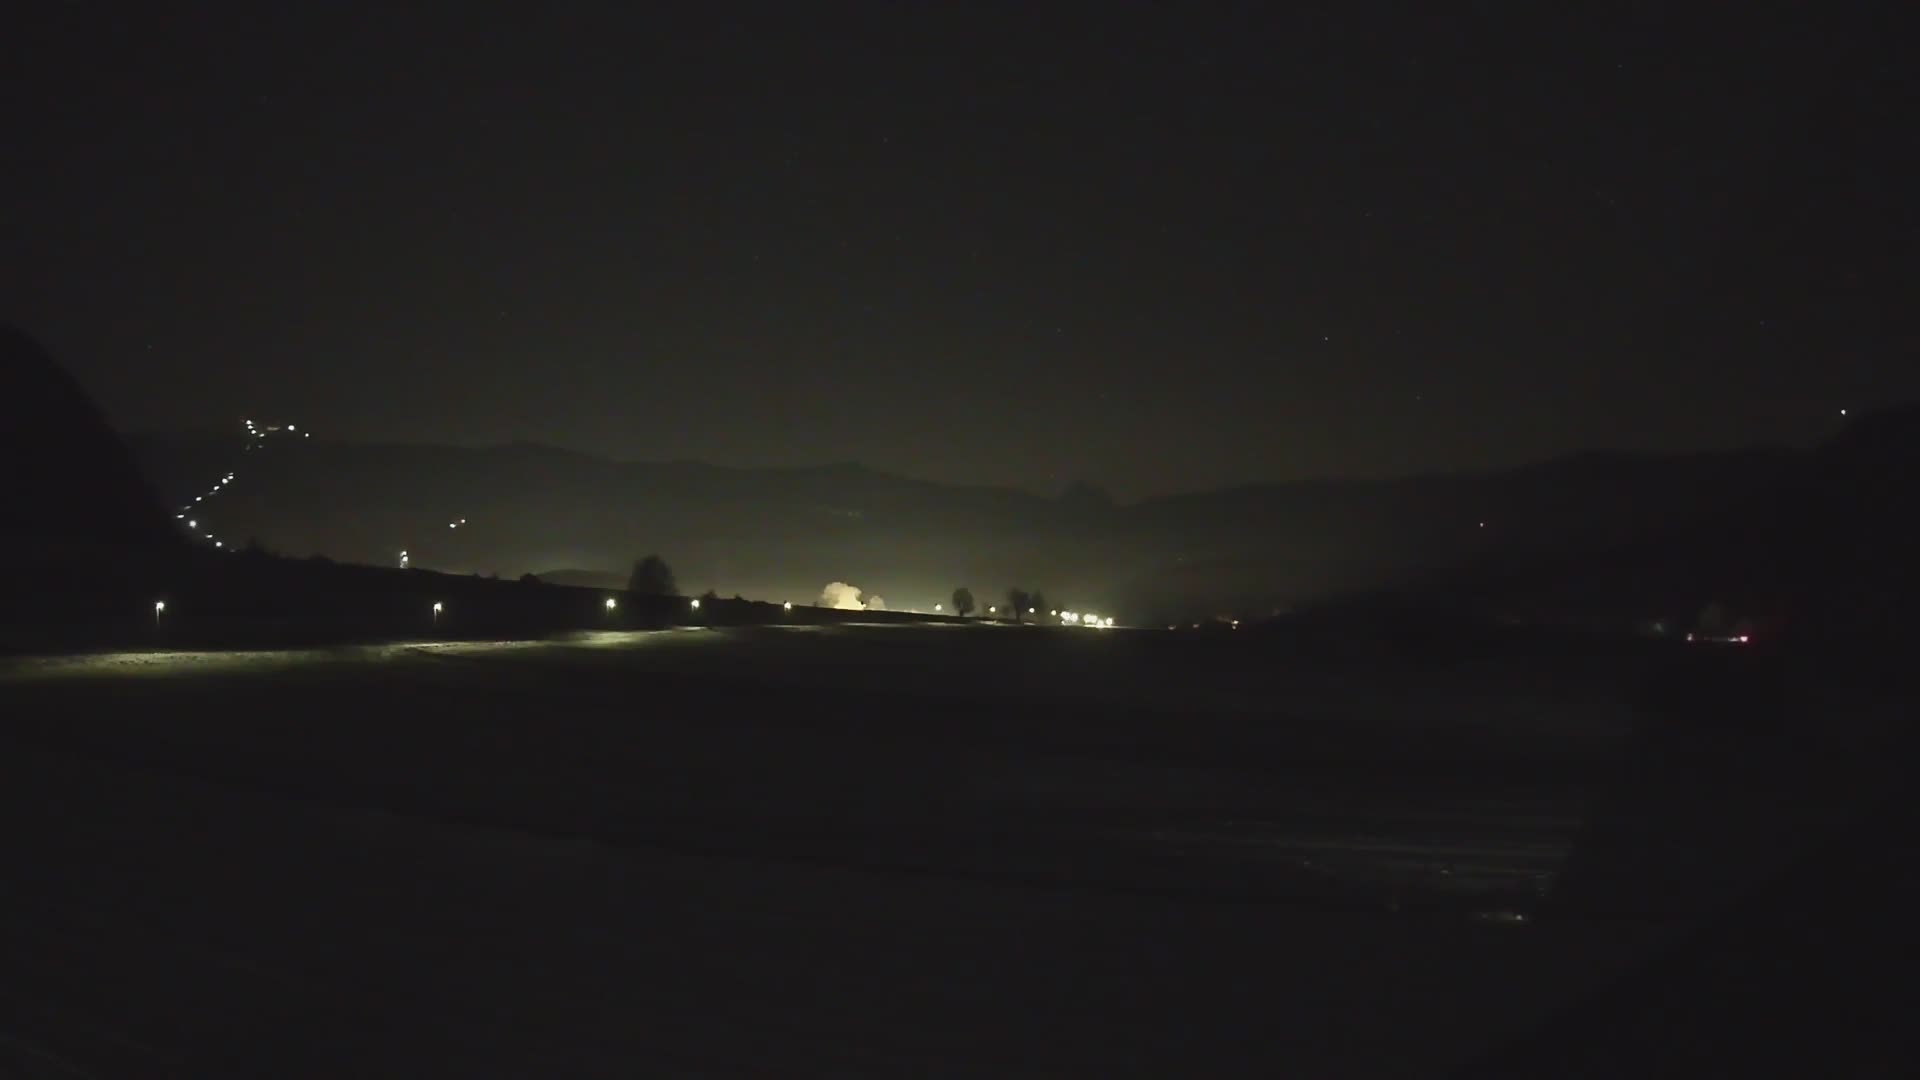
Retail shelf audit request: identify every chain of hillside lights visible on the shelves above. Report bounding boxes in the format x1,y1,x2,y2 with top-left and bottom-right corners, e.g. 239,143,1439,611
172,419,311,550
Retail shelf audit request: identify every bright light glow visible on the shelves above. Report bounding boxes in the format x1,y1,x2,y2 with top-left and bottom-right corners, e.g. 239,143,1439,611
1050,610,1058,617
432,602,443,613
690,598,701,609
1104,617,1115,627
988,605,996,613
605,597,618,610
213,541,223,548
1028,607,1036,614
1231,620,1240,629
933,603,942,612
783,601,793,611
1738,634,1750,644
1840,408,1848,417
154,601,166,613
287,424,296,431
187,520,196,528
449,522,457,528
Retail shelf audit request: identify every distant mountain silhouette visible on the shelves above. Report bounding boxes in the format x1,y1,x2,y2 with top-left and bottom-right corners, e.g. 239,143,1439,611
126,425,1840,619
532,568,628,591
1,325,179,556
1406,404,1920,642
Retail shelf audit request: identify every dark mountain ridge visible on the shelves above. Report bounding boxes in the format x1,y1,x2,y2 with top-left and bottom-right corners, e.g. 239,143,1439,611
124,423,1849,620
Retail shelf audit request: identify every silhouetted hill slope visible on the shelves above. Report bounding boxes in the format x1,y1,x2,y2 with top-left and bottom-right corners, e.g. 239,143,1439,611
1408,404,1920,640
1,325,179,554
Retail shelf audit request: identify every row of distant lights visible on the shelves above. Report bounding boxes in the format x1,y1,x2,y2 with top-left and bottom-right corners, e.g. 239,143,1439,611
1058,610,1115,627
172,470,233,548
173,420,309,550
155,594,1058,629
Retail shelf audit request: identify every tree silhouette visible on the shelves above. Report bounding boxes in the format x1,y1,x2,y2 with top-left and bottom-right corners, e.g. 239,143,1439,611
1006,588,1032,622
628,554,678,596
951,587,975,618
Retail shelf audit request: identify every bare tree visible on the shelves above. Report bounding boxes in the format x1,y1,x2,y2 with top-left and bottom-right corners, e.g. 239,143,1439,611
951,587,975,618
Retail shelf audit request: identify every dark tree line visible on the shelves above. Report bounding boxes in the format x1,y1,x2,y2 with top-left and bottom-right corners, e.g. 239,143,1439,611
949,585,1052,622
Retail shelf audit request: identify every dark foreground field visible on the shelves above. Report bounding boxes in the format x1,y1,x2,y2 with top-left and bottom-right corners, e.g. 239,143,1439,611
1,625,1907,1076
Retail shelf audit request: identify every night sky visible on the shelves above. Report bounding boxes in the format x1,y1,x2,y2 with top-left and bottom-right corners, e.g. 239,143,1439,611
7,4,1914,498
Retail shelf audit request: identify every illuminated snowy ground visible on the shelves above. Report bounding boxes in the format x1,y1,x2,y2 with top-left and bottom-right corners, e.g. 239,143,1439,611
3,624,1880,1075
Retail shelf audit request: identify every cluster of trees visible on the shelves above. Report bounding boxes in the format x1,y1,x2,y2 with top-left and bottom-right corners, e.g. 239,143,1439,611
624,558,1056,624
628,554,677,596
949,586,1049,621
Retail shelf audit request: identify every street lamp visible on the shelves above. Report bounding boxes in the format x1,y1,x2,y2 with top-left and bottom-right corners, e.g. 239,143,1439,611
933,603,942,612
605,597,618,612
432,601,443,625
153,600,166,626
783,601,793,611
399,550,409,568
690,598,701,610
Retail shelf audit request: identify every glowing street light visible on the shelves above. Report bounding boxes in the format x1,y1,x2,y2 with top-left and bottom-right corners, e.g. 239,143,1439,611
399,550,409,568
988,605,997,614
1028,607,1036,614
153,600,166,625
187,520,196,528
605,597,618,612
933,603,943,612
690,598,701,610
783,601,793,611
431,601,443,625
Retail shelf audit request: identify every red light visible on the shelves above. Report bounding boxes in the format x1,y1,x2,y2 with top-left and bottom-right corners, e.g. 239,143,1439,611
1737,635,1750,644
